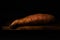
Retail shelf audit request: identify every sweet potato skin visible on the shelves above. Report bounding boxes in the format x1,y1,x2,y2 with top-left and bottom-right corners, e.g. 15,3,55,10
9,13,55,29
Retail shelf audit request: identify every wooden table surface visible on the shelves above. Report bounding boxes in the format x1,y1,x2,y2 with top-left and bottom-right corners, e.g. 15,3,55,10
2,26,60,30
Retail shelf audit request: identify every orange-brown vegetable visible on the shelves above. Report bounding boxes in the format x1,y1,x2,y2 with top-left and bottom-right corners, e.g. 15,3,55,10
9,13,55,27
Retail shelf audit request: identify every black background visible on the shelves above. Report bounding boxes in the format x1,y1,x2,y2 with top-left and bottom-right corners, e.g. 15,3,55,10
0,0,60,38
0,0,59,26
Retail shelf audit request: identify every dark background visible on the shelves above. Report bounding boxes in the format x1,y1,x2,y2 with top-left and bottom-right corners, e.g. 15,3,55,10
0,0,60,37
0,0,59,26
